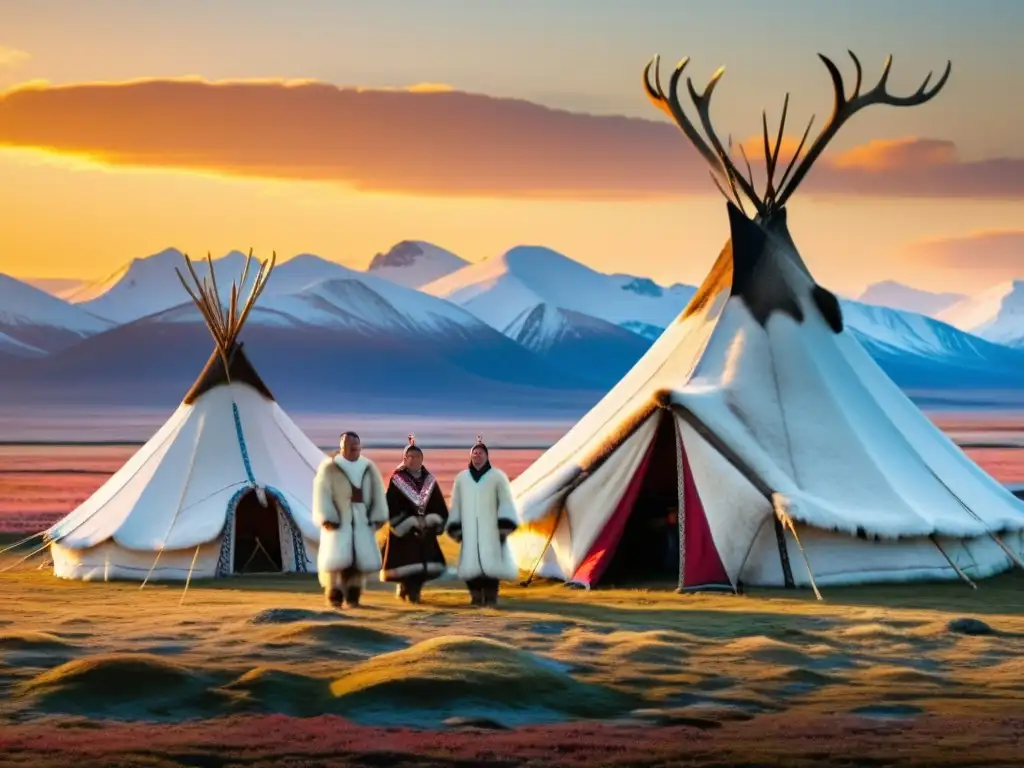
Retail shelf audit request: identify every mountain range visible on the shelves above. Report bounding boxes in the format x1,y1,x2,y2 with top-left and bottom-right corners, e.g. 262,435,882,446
856,281,967,318
853,280,1024,350
4,241,1024,416
0,273,114,355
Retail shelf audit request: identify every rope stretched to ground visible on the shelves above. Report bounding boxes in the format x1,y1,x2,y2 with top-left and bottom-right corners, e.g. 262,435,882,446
0,539,52,573
0,531,46,558
140,423,205,589
179,545,203,605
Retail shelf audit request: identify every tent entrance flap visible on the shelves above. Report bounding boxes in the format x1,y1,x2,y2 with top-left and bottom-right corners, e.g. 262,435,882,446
573,410,681,587
232,489,284,573
675,417,731,591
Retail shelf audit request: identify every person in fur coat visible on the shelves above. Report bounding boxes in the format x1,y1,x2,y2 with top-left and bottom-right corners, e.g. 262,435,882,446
446,436,520,606
312,431,388,608
379,435,449,603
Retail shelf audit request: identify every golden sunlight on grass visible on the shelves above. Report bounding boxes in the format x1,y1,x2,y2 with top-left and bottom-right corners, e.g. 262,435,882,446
2,542,1024,764
3,547,1024,722
3,438,1024,763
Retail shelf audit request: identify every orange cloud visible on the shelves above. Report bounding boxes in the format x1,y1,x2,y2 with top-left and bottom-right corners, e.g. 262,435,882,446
391,82,454,93
833,138,957,171
736,134,804,167
903,230,1024,275
0,77,1020,200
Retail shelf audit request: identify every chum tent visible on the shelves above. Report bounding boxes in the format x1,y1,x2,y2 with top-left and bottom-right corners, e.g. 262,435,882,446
509,51,1024,594
45,251,325,582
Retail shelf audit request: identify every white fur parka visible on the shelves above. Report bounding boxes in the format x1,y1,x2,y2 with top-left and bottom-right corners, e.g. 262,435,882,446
312,454,388,587
446,466,520,582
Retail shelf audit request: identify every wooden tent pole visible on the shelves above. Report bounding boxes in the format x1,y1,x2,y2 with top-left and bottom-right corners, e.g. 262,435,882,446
520,497,571,587
781,517,823,601
930,535,977,589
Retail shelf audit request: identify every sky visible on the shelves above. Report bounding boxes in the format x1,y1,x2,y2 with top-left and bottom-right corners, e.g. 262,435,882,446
0,0,1021,296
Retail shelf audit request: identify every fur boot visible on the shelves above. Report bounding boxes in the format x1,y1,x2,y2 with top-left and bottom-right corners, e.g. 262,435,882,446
466,578,484,606
482,579,499,607
405,578,423,604
327,587,344,608
341,567,365,608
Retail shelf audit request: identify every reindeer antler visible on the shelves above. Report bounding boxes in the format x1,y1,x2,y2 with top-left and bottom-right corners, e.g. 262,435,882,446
643,56,767,218
774,52,951,208
643,51,950,218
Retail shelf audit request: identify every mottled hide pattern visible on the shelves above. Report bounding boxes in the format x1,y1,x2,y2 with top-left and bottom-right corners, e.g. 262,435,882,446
811,285,844,333
646,50,945,339
680,207,846,336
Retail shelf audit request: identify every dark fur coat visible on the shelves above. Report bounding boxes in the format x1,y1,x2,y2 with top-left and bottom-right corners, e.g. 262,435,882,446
380,466,449,582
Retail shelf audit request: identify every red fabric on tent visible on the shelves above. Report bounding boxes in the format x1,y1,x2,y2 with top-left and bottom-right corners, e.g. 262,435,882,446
679,432,730,588
570,438,656,588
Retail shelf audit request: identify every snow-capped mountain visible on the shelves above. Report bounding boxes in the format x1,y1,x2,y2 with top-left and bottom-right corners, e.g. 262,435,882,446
69,247,459,324
422,245,694,332
263,277,481,336
0,273,114,352
503,302,652,383
418,242,1024,391
504,303,610,350
260,253,356,295
857,280,966,317
840,299,1024,387
66,247,186,306
69,248,267,323
126,251,508,340
842,300,1004,360
367,240,468,288
157,266,493,339
935,281,1024,347
6,238,1024,414
1,274,600,412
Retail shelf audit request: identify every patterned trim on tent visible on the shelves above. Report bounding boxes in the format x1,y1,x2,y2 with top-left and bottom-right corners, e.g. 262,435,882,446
231,402,256,483
215,486,309,576
214,401,310,576
216,485,250,576
270,487,310,574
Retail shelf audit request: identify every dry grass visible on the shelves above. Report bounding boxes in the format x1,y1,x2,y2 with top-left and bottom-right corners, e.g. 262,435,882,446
3,441,1024,765
2,552,1024,765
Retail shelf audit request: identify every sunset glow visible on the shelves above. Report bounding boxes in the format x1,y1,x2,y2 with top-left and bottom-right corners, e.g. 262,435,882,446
0,0,1020,295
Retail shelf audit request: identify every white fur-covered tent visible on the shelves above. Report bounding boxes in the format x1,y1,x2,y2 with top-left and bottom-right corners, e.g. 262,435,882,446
508,52,1024,593
46,252,325,582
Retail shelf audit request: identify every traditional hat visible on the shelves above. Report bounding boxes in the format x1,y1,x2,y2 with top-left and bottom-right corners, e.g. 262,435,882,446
404,433,422,457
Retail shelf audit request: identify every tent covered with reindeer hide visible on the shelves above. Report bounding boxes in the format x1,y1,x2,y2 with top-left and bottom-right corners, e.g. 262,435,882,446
508,50,1024,595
